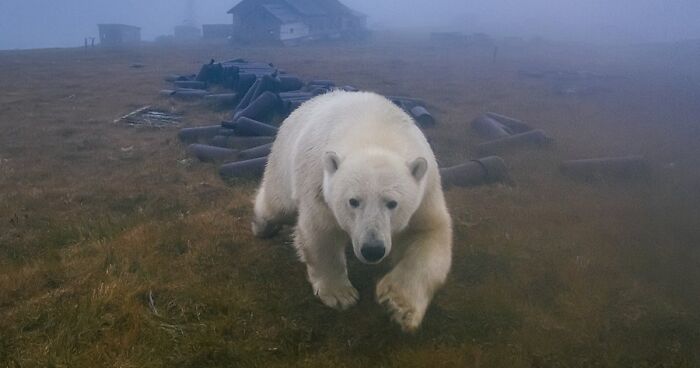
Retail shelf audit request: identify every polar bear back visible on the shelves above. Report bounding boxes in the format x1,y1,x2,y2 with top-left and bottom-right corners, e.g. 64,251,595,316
266,91,437,203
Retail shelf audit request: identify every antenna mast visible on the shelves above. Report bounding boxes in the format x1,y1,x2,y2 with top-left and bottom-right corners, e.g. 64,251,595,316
184,0,197,27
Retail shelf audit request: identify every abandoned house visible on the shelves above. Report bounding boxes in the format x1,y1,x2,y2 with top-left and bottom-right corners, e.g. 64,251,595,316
97,24,141,46
227,0,367,45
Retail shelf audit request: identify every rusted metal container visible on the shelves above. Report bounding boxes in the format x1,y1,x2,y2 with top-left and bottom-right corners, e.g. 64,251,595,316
219,157,268,179
560,155,650,181
238,143,273,159
476,129,552,155
188,144,239,163
179,125,234,143
485,112,532,134
440,156,510,188
410,105,436,127
234,91,282,122
471,115,512,139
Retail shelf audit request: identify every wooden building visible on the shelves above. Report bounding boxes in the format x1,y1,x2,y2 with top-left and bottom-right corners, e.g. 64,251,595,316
227,0,367,45
97,24,141,46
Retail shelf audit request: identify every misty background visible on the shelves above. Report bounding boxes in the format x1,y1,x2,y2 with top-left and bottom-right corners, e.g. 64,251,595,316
1,0,700,50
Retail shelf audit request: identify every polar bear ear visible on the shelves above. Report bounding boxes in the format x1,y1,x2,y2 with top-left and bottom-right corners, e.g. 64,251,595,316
408,157,428,182
323,151,341,175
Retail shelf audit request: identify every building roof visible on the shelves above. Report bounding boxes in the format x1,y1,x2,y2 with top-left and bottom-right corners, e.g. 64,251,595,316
261,4,302,23
228,0,362,19
98,24,141,30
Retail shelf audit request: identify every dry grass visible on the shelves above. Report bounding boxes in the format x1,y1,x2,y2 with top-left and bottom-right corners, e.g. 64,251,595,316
1,34,699,367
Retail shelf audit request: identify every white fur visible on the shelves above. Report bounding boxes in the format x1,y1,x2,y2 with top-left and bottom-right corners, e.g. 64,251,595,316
252,91,452,331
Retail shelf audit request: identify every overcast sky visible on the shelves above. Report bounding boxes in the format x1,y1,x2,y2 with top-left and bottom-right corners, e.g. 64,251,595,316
1,0,699,49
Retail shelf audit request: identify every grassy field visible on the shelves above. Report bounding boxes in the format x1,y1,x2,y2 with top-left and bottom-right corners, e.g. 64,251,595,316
1,34,699,367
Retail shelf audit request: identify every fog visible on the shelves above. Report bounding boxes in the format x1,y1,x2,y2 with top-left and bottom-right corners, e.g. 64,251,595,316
1,0,700,50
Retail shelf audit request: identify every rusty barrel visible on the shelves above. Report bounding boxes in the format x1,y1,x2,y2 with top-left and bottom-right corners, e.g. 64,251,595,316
208,135,275,149
410,105,435,127
219,157,268,179
179,125,235,143
440,156,510,188
560,155,650,181
485,112,532,134
471,115,512,139
234,91,281,122
228,117,278,137
188,144,239,163
279,75,304,92
476,129,552,155
235,73,257,94
234,78,261,113
238,143,273,160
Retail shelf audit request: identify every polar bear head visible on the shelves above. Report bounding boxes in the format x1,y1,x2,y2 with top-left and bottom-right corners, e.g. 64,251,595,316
322,149,428,264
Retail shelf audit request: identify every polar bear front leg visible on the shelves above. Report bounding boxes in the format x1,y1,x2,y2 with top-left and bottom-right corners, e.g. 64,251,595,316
295,208,359,310
377,227,452,331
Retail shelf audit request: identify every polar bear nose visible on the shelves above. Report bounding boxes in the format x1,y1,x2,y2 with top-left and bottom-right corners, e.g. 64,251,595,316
361,242,386,263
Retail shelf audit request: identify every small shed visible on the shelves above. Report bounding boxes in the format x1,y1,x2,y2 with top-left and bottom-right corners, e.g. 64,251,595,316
228,0,367,45
98,24,141,46
202,24,234,39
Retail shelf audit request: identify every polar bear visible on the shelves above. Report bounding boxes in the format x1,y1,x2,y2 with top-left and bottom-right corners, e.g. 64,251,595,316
252,90,452,331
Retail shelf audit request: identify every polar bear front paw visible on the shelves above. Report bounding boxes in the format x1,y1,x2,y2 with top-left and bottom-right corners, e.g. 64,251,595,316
313,280,359,310
376,276,427,332
251,217,281,239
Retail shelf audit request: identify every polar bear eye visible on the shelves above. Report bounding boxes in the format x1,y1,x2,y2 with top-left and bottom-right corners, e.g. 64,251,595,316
386,200,398,210
349,198,360,208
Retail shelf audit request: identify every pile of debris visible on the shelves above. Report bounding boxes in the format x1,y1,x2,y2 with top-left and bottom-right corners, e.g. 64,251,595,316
168,59,649,187
169,59,459,182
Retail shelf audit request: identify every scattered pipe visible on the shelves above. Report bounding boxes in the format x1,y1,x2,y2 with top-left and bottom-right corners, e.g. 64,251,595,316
560,155,650,181
231,117,278,136
234,91,282,122
476,129,552,155
179,125,235,143
209,136,275,149
234,78,261,114
174,80,208,90
188,144,239,163
219,157,268,179
440,156,511,188
308,80,335,87
235,73,257,94
410,106,435,127
279,75,304,92
311,87,330,95
472,115,512,139
485,112,532,134
170,89,209,99
280,91,314,99
204,93,238,105
238,143,273,160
